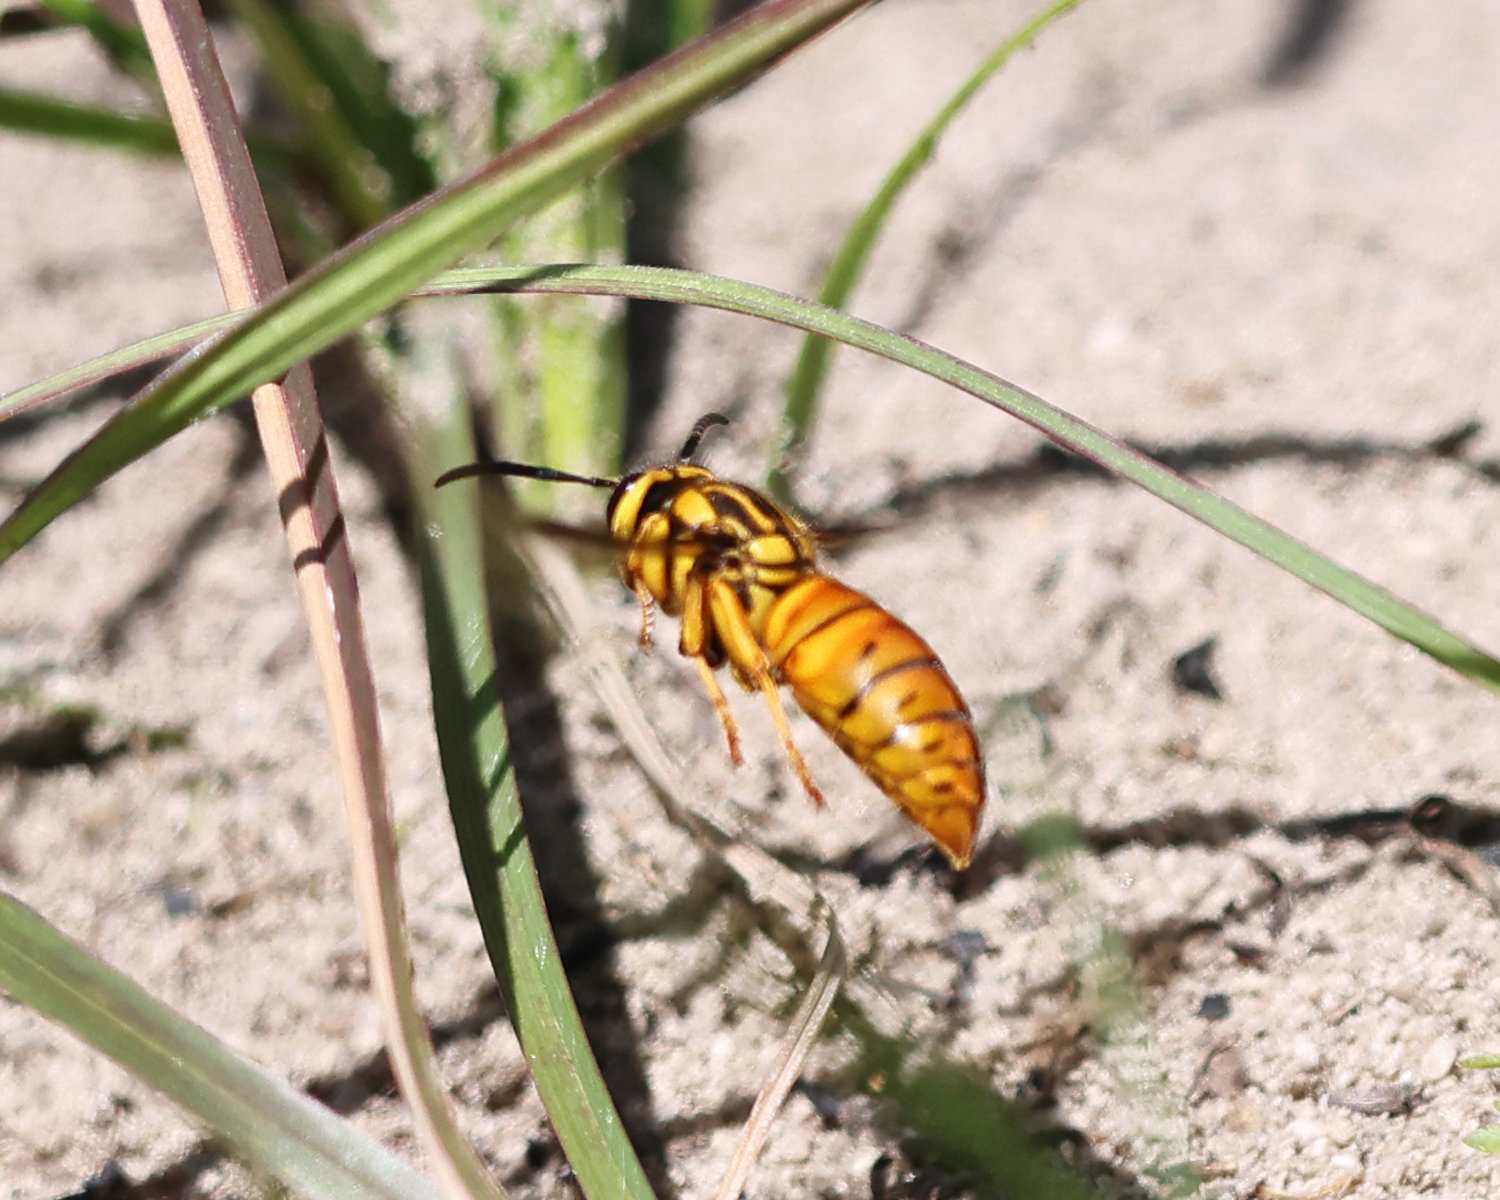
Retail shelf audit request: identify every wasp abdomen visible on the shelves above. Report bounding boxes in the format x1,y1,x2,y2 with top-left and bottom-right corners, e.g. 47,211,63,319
761,576,985,868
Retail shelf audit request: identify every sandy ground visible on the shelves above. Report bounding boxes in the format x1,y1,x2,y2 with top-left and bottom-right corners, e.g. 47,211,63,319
4,0,1500,1197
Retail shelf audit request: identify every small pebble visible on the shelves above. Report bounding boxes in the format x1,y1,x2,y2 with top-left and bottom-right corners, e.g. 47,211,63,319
1288,1116,1325,1147
1292,1036,1322,1072
1172,637,1223,699
157,886,196,917
1418,1036,1458,1083
1197,993,1231,1020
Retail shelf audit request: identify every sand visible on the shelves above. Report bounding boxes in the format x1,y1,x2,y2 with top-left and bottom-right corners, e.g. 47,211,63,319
3,0,1500,1196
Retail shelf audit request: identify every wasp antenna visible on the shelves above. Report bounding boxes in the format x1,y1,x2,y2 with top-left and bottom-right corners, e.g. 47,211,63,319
677,412,730,462
434,461,617,489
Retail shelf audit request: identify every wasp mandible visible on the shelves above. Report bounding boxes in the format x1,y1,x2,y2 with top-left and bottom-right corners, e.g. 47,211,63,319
436,414,986,869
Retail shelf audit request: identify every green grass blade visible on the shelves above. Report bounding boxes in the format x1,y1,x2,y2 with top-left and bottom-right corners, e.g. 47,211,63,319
0,0,872,567
37,0,156,84
0,84,180,153
13,256,1494,694
277,10,436,210
485,2,629,491
769,0,1086,497
0,890,442,1200
0,312,237,419
414,413,656,1200
846,1017,1101,1200
420,264,1500,694
0,84,304,176
225,0,395,231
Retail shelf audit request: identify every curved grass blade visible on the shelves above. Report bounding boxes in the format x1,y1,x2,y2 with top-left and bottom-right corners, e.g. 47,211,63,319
0,889,442,1200
768,0,1086,497
0,313,235,421
423,264,1500,694
11,258,1495,694
0,0,874,567
415,412,657,1200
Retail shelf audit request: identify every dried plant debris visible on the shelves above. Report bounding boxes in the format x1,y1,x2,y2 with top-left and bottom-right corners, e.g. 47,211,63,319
1325,1083,1423,1117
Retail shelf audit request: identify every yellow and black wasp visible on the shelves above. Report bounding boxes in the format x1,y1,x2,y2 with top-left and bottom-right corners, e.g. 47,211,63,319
436,414,985,868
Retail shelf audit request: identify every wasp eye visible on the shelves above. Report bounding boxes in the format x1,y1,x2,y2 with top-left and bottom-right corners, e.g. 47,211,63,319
637,480,680,517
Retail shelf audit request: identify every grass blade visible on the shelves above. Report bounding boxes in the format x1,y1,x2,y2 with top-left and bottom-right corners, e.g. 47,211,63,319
0,84,180,153
9,259,1495,692
0,313,233,419
0,890,441,1200
225,0,396,231
416,264,1500,695
415,412,658,1200
0,0,874,568
135,0,497,1193
0,87,296,170
768,0,1086,497
713,923,845,1200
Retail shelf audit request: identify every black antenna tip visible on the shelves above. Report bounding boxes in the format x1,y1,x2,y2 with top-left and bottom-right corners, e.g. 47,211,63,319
678,412,731,462
434,463,489,488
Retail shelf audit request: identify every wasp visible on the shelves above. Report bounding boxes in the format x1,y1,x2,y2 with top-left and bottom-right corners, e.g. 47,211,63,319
436,414,985,869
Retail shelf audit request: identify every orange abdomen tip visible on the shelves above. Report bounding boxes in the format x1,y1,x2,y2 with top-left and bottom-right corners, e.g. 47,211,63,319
763,576,985,868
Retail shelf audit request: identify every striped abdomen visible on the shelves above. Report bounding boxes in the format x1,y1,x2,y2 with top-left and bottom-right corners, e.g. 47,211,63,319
758,575,985,868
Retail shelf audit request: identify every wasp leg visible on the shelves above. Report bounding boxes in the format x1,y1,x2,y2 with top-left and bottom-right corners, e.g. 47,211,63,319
705,578,825,808
631,579,656,649
692,656,743,767
678,569,743,765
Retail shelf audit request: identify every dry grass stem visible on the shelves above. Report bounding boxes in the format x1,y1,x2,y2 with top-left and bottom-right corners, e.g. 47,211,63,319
130,0,499,1194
